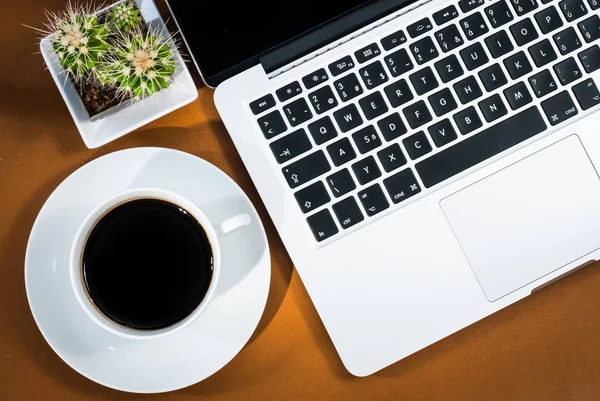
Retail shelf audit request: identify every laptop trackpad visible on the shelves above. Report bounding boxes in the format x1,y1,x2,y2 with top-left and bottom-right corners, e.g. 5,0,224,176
441,136,600,301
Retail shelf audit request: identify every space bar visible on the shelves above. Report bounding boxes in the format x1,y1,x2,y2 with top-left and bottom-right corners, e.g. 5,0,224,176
415,107,547,188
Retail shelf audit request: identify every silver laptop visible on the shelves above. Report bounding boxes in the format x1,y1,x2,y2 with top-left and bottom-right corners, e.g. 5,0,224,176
167,0,600,375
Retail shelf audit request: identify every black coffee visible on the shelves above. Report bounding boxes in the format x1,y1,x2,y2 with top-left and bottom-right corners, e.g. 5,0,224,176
82,198,213,331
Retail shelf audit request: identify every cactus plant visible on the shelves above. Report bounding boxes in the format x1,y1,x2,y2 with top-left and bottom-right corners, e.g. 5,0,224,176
109,1,141,32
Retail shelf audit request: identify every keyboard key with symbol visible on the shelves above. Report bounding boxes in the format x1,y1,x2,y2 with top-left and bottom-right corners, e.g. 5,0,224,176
509,0,539,16
359,61,389,89
529,69,558,97
294,181,330,214
258,110,287,139
329,55,356,77
283,98,313,127
504,51,533,79
358,185,390,217
410,37,439,65
428,88,458,117
383,169,422,204
433,5,460,26
282,150,331,189
359,92,389,120
435,55,465,82
573,78,600,109
479,94,508,122
504,81,533,109
541,90,578,125
454,106,483,135
327,138,357,166
460,12,489,41
384,48,414,77
270,129,313,164
384,79,414,107
410,67,439,95
534,6,563,34
355,43,382,63
528,39,558,67
578,15,600,43
334,73,364,102
454,75,483,104
435,24,464,53
485,1,514,28
327,169,357,198
334,104,363,133
459,0,485,13
403,131,432,159
309,86,338,115
333,197,364,230
428,118,458,147
381,29,407,51
578,45,600,72
403,100,433,129
307,210,339,242
352,125,382,154
352,156,382,185
276,81,302,102
303,68,329,89
460,42,489,70
250,94,276,115
554,27,582,55
407,17,433,38
415,107,547,187
553,57,582,85
560,0,588,22
308,116,338,145
377,112,408,141
510,18,539,46
588,0,600,10
377,143,407,172
479,63,508,91
485,30,515,58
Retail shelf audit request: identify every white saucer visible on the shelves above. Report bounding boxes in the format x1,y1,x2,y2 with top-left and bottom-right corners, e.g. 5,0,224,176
25,148,271,393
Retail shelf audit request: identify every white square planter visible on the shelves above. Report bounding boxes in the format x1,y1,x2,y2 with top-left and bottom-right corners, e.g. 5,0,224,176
40,0,198,148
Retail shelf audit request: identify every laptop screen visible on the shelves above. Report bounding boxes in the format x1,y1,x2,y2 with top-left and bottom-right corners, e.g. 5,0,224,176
168,0,410,86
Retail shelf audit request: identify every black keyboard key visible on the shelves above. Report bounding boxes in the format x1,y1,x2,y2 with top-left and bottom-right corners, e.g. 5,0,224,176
333,197,364,230
534,6,564,34
460,12,489,41
529,69,558,97
559,0,588,22
384,79,414,108
250,94,276,115
504,81,533,109
479,94,509,122
554,27,583,55
509,0,539,16
307,209,338,242
276,81,303,102
258,110,287,139
295,181,330,214
588,0,600,10
435,55,465,83
403,100,433,129
377,112,407,141
485,1,514,28
579,15,600,43
282,150,331,189
352,156,382,185
283,98,312,127
403,131,432,159
510,18,539,46
428,88,458,117
479,63,508,91
329,55,356,77
308,85,338,115
410,67,439,95
416,106,547,187
327,138,357,167
574,78,600,109
460,42,489,71
407,17,434,38
383,169,422,204
352,125,383,154
381,30,408,51
334,104,363,133
270,129,313,164
308,116,338,145
454,106,483,135
334,73,364,102
579,45,600,72
485,30,515,58
356,43,382,64
528,39,558,67
359,92,388,120
410,36,439,65
428,118,458,147
434,5,460,26
454,75,483,104
303,68,329,90
326,169,357,198
384,48,414,77
553,57,583,85
459,0,485,13
359,61,389,89
377,143,407,172
358,184,390,217
435,24,464,53
542,90,578,125
504,51,533,79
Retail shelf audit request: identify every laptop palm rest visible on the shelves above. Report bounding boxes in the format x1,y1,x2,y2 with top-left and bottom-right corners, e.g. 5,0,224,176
441,136,600,301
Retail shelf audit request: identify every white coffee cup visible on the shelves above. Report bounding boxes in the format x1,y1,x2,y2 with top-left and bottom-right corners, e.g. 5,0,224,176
69,187,251,340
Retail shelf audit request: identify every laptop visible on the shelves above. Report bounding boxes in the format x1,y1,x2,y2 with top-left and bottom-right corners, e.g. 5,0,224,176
166,0,600,375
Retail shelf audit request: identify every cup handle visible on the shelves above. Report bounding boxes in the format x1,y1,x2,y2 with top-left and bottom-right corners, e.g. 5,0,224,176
214,213,251,237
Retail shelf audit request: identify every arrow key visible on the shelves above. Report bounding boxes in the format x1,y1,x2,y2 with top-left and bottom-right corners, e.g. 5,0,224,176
294,181,331,214
269,128,313,164
573,78,600,110
358,184,390,217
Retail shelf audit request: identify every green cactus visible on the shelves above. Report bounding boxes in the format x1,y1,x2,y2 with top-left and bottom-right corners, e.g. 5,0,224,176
49,6,111,80
109,1,141,32
99,27,177,99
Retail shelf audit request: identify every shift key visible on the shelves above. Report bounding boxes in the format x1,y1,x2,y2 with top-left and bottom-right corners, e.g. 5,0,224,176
282,150,331,189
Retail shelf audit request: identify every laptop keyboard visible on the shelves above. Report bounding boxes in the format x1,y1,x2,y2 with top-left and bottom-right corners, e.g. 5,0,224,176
249,0,600,243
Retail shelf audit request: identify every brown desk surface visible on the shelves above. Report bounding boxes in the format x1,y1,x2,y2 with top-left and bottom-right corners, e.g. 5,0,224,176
2,1,600,400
